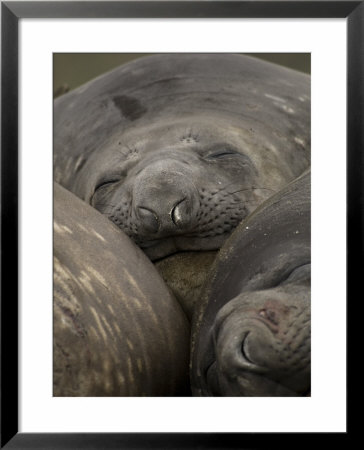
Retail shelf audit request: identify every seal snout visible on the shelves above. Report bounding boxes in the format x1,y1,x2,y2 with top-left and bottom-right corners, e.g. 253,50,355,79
206,290,311,396
136,197,189,233
136,206,160,233
132,159,199,237
170,197,188,227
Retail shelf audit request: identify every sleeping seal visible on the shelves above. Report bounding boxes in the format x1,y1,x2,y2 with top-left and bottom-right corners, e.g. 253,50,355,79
191,170,311,396
54,54,310,261
53,183,190,396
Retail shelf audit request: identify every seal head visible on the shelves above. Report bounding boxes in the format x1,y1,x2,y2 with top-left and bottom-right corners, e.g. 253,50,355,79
200,279,310,396
54,54,310,260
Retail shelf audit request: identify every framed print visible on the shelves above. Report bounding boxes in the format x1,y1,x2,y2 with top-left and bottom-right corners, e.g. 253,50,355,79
1,1,360,448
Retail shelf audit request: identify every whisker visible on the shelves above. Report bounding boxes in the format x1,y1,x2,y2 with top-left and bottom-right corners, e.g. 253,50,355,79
99,205,120,214
226,187,276,196
207,182,276,198
210,181,242,195
227,197,272,206
99,203,118,209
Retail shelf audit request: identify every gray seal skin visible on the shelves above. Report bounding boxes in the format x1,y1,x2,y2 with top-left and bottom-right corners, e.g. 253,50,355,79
54,54,310,261
191,170,311,396
53,182,190,396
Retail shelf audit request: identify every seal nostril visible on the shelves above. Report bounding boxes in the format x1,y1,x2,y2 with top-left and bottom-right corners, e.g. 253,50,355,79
259,308,279,326
137,207,160,233
241,332,254,364
171,198,187,227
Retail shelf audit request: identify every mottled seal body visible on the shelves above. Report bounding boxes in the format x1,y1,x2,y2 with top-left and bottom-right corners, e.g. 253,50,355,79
191,170,311,396
54,54,310,261
53,183,190,396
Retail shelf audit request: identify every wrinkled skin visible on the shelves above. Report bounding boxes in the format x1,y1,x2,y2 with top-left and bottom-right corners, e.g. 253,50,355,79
54,54,310,261
201,275,310,396
191,171,311,396
87,116,292,260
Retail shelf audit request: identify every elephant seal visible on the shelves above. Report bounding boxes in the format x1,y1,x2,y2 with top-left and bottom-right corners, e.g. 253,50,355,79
155,251,217,320
53,183,190,396
54,54,310,262
191,170,311,396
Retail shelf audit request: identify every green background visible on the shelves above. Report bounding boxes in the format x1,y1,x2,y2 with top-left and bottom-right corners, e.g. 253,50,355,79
54,53,310,96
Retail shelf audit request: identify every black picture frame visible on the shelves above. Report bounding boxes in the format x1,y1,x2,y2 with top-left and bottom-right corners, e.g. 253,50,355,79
1,1,359,448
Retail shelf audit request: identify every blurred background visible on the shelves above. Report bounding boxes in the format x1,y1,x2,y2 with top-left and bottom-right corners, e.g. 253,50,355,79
53,53,310,97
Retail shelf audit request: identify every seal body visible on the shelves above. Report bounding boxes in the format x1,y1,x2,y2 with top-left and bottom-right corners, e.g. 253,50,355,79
54,54,310,261
53,183,190,396
155,251,218,320
191,170,311,396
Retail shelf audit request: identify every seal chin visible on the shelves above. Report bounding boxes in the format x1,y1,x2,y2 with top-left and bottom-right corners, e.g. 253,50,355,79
204,340,305,397
199,296,310,396
140,233,230,261
140,238,179,261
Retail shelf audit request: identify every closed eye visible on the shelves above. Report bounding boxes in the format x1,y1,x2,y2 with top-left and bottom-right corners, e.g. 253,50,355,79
204,148,251,166
91,178,120,207
95,179,119,191
207,150,238,159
